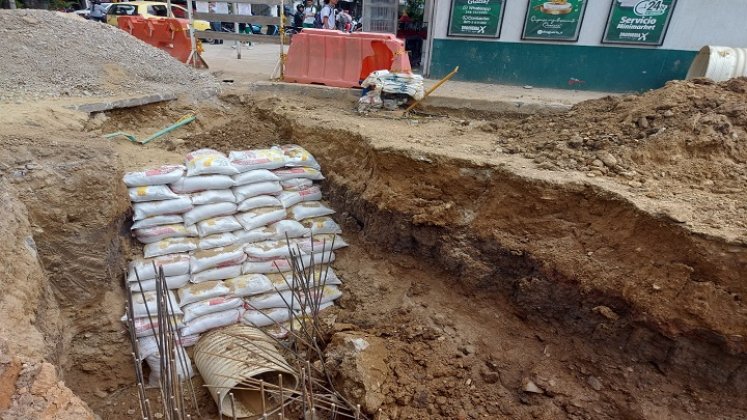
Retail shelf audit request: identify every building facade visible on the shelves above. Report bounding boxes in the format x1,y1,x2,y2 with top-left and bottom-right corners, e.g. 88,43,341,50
423,0,747,92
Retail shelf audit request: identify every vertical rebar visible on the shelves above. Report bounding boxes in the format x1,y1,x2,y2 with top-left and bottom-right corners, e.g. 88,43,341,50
260,379,267,416
217,391,223,420
229,392,237,420
279,374,285,420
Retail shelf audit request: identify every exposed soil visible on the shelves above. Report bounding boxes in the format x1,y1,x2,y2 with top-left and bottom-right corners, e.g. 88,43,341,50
0,77,745,419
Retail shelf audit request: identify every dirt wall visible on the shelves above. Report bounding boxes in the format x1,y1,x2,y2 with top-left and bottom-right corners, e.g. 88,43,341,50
237,110,747,391
0,179,60,361
0,133,132,405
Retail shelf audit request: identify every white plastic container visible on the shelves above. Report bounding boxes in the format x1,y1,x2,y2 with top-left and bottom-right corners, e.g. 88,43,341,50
686,46,747,81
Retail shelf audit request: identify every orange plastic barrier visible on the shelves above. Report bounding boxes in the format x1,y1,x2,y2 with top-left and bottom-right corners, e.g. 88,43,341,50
284,29,412,88
117,16,206,67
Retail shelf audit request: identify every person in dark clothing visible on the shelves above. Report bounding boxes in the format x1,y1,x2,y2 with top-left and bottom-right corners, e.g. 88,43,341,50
293,4,304,29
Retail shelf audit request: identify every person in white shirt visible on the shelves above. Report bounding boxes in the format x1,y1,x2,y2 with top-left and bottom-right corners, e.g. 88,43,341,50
336,5,352,31
302,0,316,28
320,0,337,30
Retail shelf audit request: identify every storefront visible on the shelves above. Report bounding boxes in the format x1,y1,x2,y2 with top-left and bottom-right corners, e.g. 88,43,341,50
422,0,747,92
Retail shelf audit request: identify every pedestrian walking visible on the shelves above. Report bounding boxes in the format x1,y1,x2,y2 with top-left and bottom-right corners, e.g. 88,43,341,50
336,5,352,31
294,3,305,29
302,0,316,28
320,0,337,30
89,0,107,22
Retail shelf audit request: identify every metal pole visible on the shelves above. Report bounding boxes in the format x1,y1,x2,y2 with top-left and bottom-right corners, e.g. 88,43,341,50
279,0,285,80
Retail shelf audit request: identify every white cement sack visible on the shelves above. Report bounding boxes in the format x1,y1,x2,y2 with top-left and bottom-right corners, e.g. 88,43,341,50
178,280,230,307
184,202,238,226
133,197,193,221
246,289,298,310
128,254,191,281
129,275,190,292
191,190,236,206
143,237,198,258
134,224,198,244
137,335,159,358
198,232,238,250
141,336,194,387
242,251,336,274
171,175,235,194
190,245,247,274
241,307,294,328
235,220,306,246
197,216,242,237
301,217,342,235
229,148,286,172
132,290,182,317
235,207,287,231
273,167,325,181
131,215,185,230
123,165,185,187
288,202,335,221
232,169,280,186
224,274,273,297
246,285,341,310
128,185,180,202
268,220,308,239
278,187,322,208
245,240,306,259
265,267,342,292
242,302,334,328
182,296,244,323
233,228,274,245
232,181,282,202
179,334,200,347
185,149,238,177
125,314,185,338
280,178,315,191
236,195,283,212
180,308,243,336
295,234,349,253
280,144,321,169
191,265,242,283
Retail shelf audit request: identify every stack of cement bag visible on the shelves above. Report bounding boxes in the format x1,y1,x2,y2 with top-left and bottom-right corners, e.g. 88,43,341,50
122,145,346,356
358,69,425,112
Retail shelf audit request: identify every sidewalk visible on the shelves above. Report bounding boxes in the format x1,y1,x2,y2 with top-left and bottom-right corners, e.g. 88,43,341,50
201,42,612,112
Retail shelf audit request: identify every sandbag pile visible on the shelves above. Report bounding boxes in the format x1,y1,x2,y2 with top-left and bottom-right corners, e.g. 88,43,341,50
358,69,426,113
122,146,347,353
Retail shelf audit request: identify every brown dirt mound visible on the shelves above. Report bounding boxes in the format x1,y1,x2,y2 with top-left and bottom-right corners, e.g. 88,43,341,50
490,78,747,191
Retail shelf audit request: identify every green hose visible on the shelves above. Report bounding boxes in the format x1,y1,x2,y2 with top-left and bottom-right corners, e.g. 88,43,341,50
103,114,196,144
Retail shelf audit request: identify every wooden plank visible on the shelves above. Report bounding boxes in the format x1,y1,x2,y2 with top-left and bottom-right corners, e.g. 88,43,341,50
195,30,283,44
192,13,279,25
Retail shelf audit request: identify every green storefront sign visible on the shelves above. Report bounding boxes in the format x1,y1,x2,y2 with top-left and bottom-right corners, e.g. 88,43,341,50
448,0,504,38
603,0,676,46
522,0,587,42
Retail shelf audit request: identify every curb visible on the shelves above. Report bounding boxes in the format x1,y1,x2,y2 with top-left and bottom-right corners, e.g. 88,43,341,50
247,81,571,114
67,88,220,113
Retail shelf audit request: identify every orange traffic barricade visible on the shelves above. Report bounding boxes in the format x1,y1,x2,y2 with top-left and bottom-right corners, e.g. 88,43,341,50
284,29,412,88
117,16,206,68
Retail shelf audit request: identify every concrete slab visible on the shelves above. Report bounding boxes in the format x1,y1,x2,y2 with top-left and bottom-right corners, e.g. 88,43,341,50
66,88,220,113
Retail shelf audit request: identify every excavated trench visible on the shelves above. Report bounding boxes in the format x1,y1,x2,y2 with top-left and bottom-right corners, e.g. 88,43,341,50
3,98,747,419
